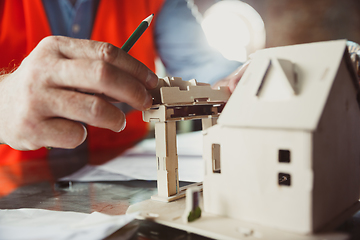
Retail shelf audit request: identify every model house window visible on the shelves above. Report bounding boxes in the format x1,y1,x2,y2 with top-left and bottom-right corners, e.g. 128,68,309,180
212,144,221,173
279,149,291,163
278,173,291,186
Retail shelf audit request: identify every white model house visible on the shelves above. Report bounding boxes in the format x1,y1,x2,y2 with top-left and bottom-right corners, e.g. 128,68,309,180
203,40,360,234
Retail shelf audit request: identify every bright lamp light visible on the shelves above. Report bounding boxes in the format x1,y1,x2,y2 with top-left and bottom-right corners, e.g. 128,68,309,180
201,1,266,62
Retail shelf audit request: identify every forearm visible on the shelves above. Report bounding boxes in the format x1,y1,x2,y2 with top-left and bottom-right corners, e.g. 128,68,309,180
0,74,8,144
0,73,8,82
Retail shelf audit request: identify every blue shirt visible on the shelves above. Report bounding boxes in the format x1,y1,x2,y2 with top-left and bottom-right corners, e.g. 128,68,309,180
155,0,241,84
42,0,241,85
42,0,99,39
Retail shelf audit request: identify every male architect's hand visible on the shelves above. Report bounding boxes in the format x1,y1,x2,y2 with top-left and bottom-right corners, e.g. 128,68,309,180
213,61,250,93
0,36,158,151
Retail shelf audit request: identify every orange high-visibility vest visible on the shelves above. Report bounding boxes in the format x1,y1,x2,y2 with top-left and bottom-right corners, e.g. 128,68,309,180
0,0,164,161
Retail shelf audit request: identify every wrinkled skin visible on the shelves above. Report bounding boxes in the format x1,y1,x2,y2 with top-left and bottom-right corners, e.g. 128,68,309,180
0,36,248,151
212,60,250,93
0,36,158,150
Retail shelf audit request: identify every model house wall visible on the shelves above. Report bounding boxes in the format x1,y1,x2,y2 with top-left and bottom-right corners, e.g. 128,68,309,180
312,58,360,230
202,40,360,234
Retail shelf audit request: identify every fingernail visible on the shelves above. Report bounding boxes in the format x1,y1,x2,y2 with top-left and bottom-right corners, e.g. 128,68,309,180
81,125,88,143
146,70,159,89
143,91,153,109
117,119,126,132
117,112,126,132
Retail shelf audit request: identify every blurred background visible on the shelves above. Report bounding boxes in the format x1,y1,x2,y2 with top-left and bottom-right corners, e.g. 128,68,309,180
243,0,360,47
196,0,360,50
174,0,360,132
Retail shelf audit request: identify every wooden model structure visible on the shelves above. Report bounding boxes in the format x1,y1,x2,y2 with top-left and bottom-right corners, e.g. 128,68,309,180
128,40,360,239
143,76,230,202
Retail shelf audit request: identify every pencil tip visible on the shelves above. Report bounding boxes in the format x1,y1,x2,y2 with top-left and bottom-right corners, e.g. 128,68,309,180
144,14,154,26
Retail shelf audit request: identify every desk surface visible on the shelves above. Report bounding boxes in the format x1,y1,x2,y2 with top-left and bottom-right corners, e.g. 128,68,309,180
0,149,212,239
2,149,360,240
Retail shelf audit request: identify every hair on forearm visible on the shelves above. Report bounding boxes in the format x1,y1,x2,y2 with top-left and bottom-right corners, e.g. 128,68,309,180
0,71,9,82
0,64,18,82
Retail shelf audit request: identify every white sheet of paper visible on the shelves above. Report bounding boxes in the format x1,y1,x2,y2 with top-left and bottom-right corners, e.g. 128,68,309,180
127,131,203,156
61,131,204,183
60,165,135,182
0,208,137,240
99,155,203,182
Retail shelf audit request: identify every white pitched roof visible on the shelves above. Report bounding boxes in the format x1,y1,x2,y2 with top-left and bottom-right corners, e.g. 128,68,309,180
218,40,358,131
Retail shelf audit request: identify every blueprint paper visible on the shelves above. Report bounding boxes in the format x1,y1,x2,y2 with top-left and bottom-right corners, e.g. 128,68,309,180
99,155,203,182
60,131,204,183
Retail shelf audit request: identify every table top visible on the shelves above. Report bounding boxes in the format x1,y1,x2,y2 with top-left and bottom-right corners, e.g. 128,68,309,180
2,148,360,240
0,149,212,239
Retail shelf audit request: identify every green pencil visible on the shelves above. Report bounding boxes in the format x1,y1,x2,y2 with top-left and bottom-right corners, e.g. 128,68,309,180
121,14,154,53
